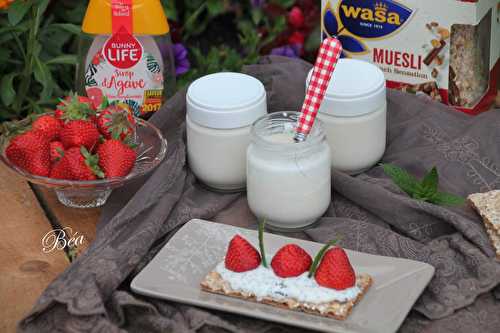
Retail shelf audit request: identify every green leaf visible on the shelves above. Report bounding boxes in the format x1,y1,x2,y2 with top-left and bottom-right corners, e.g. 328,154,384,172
162,0,178,21
206,0,224,16
429,192,465,206
251,8,263,25
305,25,322,52
382,164,419,196
271,0,296,8
35,0,50,21
415,167,439,200
0,73,17,107
33,58,54,101
258,220,267,268
8,1,33,26
46,55,78,65
49,23,82,35
0,21,30,35
308,239,338,278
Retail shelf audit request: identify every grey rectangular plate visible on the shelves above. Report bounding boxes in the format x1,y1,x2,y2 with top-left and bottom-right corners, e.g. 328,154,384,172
131,219,434,333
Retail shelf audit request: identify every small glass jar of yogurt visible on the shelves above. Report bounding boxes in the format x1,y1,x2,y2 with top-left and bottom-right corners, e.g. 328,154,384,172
247,112,331,230
187,72,267,192
306,59,387,175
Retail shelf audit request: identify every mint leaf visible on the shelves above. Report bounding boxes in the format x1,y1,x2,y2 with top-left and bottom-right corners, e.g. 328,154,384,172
382,164,419,196
383,164,464,207
421,167,438,194
429,191,465,206
415,167,439,200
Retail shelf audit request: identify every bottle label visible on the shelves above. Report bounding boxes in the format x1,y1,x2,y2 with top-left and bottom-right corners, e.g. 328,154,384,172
85,35,164,117
83,1,164,117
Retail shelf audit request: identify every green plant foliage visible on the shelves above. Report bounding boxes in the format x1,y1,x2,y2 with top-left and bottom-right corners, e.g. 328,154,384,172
0,0,320,124
0,0,86,123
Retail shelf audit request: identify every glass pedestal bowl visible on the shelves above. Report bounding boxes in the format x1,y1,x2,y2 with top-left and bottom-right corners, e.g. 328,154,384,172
0,115,167,208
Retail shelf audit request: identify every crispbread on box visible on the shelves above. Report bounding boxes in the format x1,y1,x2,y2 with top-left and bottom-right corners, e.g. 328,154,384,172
468,190,500,260
199,226,373,321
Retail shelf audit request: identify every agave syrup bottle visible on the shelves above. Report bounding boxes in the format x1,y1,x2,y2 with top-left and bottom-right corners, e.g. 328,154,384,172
76,0,175,118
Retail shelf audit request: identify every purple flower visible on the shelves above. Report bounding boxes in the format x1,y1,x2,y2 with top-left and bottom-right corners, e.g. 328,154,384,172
251,0,265,8
270,44,302,58
173,43,190,76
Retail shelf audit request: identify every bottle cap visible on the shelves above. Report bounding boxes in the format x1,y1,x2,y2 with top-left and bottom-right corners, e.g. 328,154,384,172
82,0,169,35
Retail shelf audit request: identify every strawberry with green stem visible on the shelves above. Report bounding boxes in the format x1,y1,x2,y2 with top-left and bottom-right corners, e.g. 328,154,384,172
50,146,104,181
55,93,96,122
96,104,136,141
309,240,356,290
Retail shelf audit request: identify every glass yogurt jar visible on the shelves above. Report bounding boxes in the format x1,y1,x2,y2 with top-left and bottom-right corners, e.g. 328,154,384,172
187,72,267,192
247,112,331,230
306,59,387,174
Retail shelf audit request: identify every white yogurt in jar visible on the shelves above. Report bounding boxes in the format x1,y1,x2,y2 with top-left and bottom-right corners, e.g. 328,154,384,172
307,59,387,174
247,112,331,230
187,72,267,191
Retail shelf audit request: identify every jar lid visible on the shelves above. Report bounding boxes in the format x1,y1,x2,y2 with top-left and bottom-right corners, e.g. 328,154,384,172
187,72,267,129
306,59,386,117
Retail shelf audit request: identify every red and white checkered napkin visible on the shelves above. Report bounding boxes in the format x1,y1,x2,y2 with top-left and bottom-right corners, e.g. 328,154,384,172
294,38,343,142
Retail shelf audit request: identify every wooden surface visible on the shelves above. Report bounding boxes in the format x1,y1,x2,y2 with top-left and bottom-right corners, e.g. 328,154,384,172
0,164,99,333
33,186,100,256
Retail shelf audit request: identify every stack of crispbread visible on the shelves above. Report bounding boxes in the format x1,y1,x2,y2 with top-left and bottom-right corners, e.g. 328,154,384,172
468,190,500,260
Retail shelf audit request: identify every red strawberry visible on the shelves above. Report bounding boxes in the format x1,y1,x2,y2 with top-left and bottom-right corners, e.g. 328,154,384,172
315,247,356,290
55,94,96,122
5,131,51,177
224,235,261,272
96,139,136,178
288,6,305,29
271,244,312,278
49,141,65,163
96,105,135,140
60,120,100,151
32,115,62,141
50,146,104,180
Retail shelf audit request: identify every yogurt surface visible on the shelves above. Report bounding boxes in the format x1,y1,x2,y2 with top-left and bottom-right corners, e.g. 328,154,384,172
215,261,361,304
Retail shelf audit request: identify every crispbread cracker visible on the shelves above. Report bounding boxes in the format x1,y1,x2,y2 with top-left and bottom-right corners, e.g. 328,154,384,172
200,271,372,320
468,190,500,259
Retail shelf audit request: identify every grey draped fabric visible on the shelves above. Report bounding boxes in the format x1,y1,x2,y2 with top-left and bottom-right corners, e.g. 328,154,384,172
19,56,500,333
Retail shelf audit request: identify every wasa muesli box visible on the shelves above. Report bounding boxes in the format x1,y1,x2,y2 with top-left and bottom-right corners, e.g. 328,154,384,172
321,0,500,114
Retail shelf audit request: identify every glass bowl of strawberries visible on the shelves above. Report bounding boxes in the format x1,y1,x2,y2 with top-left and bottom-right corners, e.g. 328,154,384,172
0,95,167,208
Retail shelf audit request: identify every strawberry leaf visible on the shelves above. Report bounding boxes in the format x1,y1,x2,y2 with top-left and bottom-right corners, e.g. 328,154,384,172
258,220,267,268
81,146,105,179
382,164,419,196
308,239,338,278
